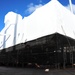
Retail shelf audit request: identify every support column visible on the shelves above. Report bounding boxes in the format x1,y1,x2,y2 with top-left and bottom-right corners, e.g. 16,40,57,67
63,47,66,69
70,46,74,68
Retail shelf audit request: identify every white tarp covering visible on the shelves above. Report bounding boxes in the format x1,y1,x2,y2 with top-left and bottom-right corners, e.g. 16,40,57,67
0,0,75,50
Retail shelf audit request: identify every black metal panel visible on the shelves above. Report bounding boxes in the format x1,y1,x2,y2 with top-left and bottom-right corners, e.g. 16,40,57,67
0,32,75,68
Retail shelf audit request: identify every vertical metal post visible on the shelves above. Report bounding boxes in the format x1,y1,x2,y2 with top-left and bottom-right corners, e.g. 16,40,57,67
56,33,60,69
70,46,73,68
63,47,66,69
69,0,73,13
13,14,18,46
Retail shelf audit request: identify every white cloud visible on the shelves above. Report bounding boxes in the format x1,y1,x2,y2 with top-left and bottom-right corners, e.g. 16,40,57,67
65,4,75,14
25,3,43,14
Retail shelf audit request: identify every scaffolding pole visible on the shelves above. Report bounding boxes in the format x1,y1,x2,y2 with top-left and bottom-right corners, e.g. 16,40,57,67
61,25,73,68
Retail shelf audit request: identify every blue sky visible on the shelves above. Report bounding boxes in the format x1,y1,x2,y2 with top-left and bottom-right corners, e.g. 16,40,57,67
0,0,75,31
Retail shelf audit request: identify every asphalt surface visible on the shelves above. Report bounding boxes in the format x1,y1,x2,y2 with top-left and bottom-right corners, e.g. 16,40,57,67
0,67,75,75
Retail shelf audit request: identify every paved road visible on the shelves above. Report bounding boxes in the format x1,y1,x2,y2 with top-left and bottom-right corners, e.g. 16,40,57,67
0,67,75,75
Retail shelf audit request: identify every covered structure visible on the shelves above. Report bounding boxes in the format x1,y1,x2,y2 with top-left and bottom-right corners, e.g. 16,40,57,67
0,0,75,68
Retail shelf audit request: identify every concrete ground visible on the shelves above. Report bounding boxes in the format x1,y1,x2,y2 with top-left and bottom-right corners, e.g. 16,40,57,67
0,67,75,75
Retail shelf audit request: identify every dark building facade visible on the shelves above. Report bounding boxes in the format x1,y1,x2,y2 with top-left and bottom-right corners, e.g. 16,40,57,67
0,33,75,69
